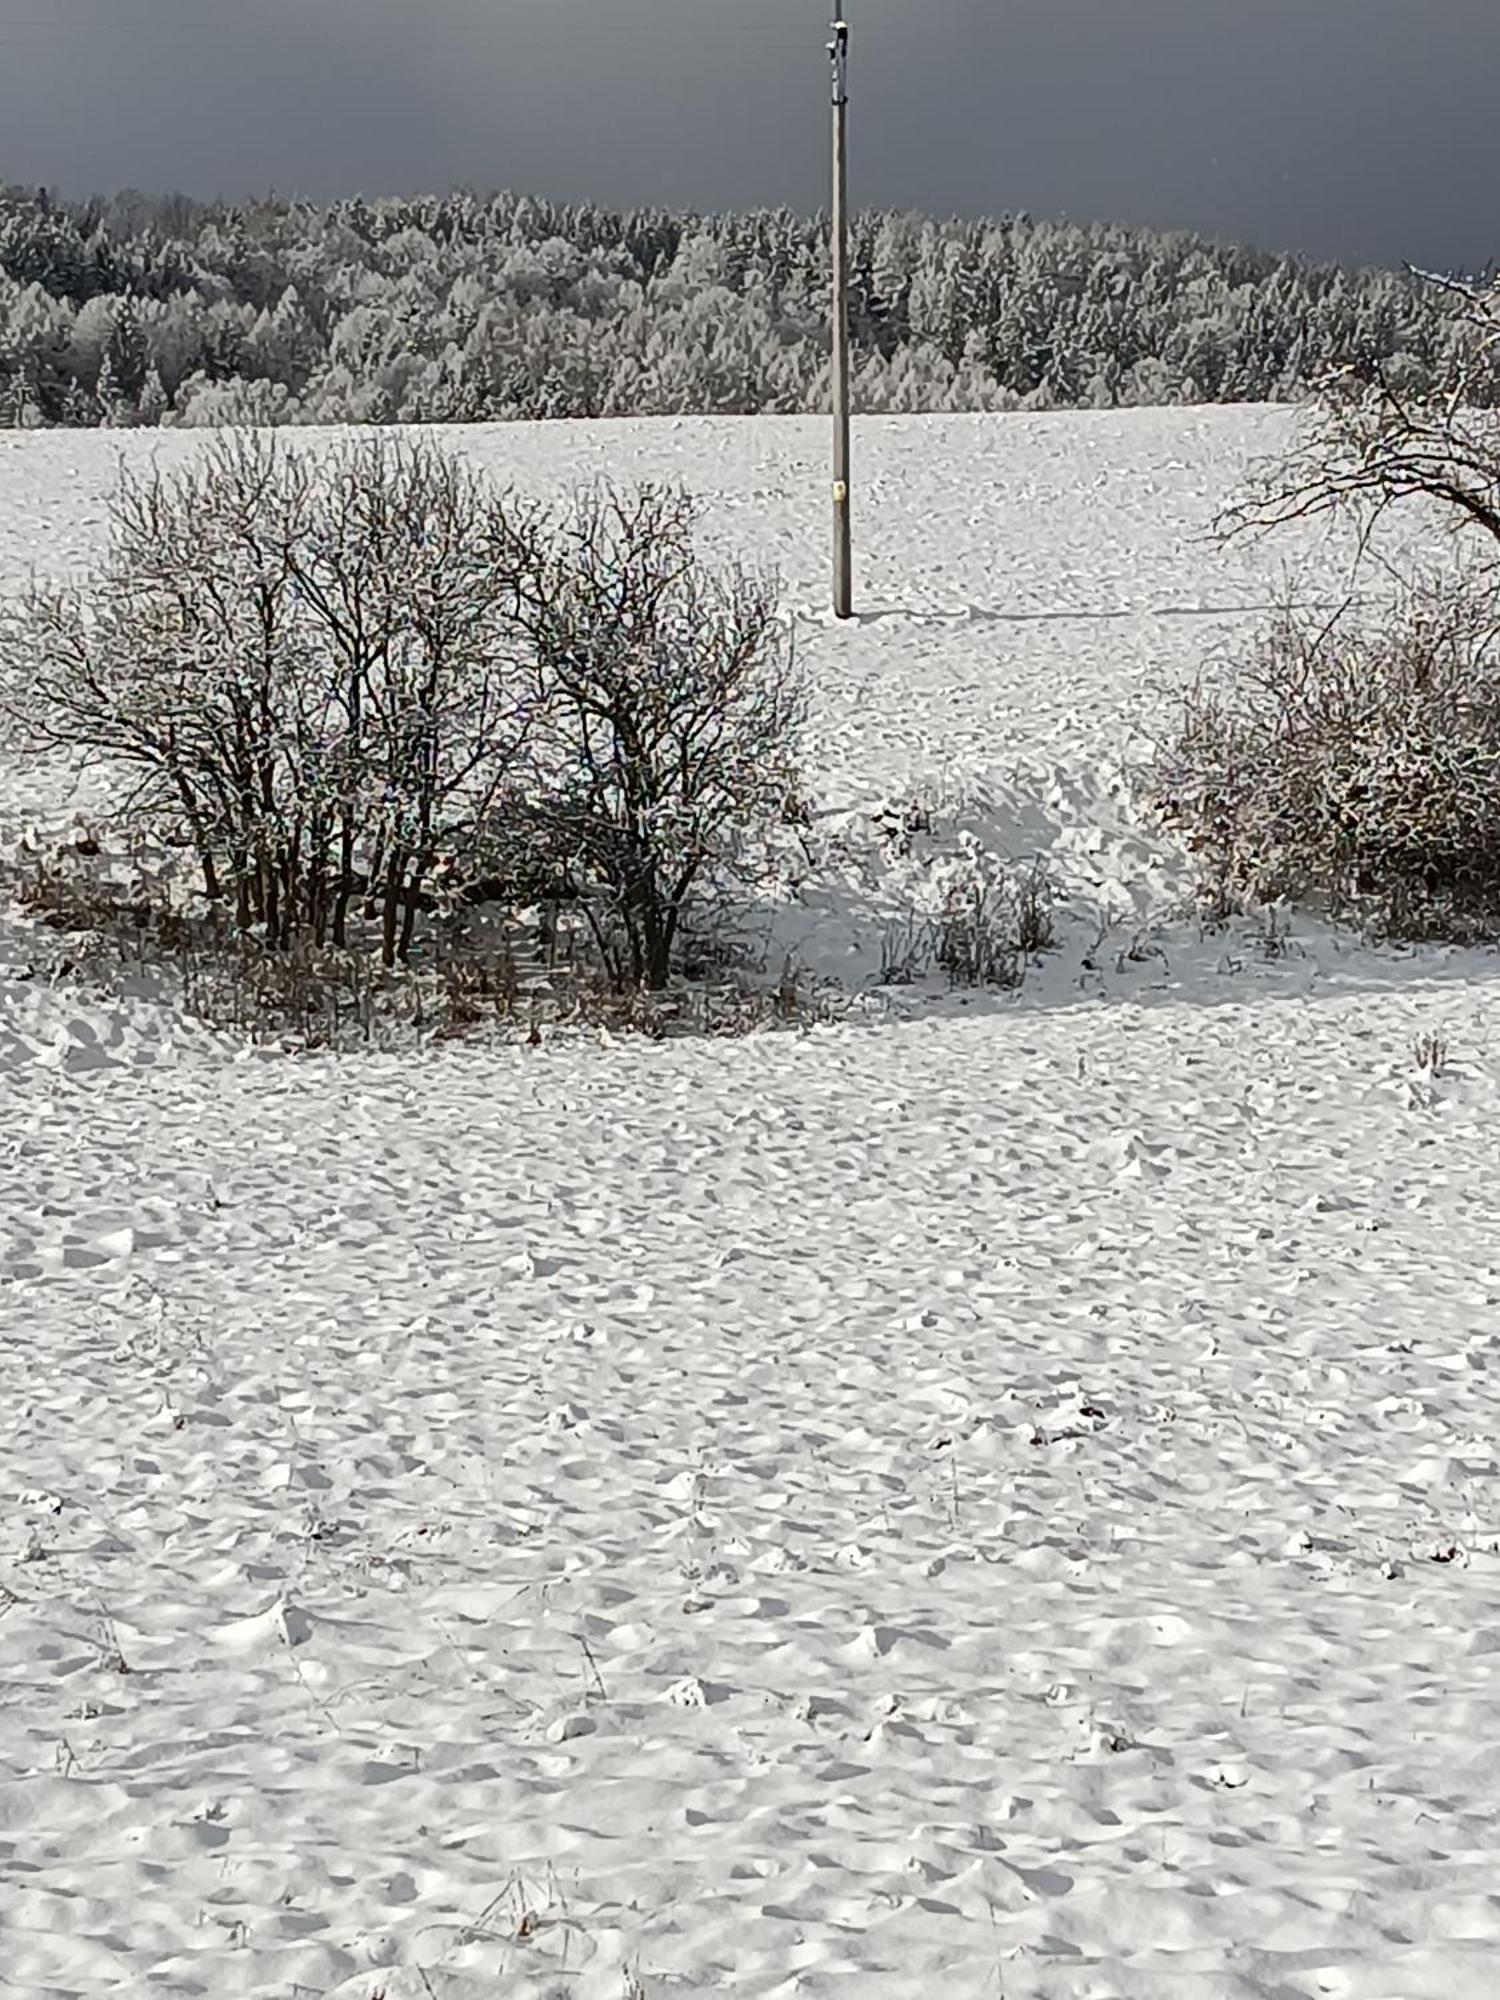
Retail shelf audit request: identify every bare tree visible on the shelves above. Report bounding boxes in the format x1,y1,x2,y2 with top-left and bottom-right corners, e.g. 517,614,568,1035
495,481,805,990
1222,271,1500,567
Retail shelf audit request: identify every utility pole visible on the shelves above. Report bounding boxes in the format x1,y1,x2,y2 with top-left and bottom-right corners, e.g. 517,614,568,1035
829,8,852,619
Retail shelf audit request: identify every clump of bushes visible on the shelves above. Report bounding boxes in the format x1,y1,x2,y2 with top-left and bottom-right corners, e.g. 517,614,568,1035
1,433,804,1007
1151,582,1500,940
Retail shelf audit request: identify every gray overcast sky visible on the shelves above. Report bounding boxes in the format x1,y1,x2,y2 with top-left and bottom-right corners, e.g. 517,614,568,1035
1,0,1496,271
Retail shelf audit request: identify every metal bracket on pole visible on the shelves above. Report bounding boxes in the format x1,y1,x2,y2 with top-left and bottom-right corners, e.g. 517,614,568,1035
829,18,848,104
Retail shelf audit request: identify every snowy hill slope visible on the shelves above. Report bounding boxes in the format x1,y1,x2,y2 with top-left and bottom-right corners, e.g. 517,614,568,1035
2,412,1500,2000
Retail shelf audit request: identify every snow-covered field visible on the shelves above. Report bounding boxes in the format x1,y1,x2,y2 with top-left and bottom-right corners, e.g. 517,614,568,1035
4,410,1500,2000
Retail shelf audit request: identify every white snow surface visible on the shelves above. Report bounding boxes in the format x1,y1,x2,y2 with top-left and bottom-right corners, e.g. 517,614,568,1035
3,411,1500,1999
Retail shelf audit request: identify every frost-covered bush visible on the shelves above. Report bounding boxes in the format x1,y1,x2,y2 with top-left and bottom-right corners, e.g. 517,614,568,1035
2,431,535,966
1186,272,1500,942
497,481,805,991
2,447,804,1002
1152,583,1500,940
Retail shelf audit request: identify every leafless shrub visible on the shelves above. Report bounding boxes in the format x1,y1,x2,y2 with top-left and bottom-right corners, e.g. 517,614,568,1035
494,480,806,990
932,853,1057,989
7,851,387,1043
1151,581,1500,941
14,865,156,946
935,878,1021,988
1011,856,1058,956
180,936,388,1047
2,431,534,968
878,910,933,985
534,951,839,1039
434,948,521,1036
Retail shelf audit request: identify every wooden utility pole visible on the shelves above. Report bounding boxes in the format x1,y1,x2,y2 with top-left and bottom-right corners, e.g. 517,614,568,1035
830,9,852,619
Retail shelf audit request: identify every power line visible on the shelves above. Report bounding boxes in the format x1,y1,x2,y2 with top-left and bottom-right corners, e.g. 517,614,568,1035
0,16,917,36
0,15,948,45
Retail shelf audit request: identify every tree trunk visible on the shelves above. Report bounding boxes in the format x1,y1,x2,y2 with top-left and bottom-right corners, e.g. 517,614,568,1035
643,905,675,990
334,807,358,946
233,849,252,932
380,848,407,969
262,855,282,950
397,854,430,964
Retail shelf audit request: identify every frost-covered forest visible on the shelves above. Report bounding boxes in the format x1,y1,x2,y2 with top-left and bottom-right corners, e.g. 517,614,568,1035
0,181,1477,428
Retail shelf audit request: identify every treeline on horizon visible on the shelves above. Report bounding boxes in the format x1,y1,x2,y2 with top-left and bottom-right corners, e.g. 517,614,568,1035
0,181,1483,429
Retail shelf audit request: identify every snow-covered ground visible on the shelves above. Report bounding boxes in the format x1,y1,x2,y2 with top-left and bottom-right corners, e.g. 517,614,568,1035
4,411,1500,2000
